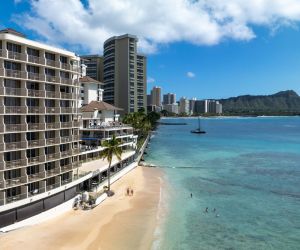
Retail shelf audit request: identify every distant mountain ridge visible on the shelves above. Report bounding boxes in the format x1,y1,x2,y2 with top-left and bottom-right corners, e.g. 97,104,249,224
219,90,300,114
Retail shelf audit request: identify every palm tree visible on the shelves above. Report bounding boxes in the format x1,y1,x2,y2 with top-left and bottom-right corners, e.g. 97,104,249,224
101,134,122,196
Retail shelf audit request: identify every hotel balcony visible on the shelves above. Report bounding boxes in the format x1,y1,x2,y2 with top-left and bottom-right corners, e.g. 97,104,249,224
60,107,73,113
28,89,46,98
60,150,72,158
61,122,73,128
45,91,60,98
27,106,45,114
4,124,26,133
60,164,73,173
46,182,60,191
27,123,45,131
46,168,60,178
61,63,70,70
5,106,27,114
0,87,27,96
27,73,45,81
6,193,27,204
46,122,60,129
45,75,59,83
72,148,80,154
61,136,73,143
45,59,56,67
27,139,45,148
5,176,28,188
60,92,74,99
28,55,45,65
45,152,61,161
28,172,46,182
5,159,27,169
1,69,27,79
7,51,27,61
60,78,73,85
28,155,45,165
46,107,60,114
4,141,27,151
61,178,72,185
46,137,60,145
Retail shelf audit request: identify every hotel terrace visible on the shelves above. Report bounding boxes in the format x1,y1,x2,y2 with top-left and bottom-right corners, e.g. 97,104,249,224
0,29,138,229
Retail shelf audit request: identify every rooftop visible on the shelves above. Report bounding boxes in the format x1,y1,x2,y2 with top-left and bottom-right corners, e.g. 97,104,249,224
81,101,122,112
79,76,103,85
0,28,26,38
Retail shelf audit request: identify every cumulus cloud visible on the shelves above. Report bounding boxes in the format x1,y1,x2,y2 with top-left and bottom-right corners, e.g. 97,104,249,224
187,71,196,78
15,0,300,54
147,77,156,83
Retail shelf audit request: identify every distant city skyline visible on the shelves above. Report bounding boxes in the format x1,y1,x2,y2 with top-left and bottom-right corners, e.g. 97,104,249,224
1,1,300,99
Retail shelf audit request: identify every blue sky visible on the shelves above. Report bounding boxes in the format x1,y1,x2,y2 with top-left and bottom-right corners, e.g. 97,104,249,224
1,0,300,100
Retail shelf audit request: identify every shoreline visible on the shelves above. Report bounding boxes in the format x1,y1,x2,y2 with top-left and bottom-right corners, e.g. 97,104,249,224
0,166,164,250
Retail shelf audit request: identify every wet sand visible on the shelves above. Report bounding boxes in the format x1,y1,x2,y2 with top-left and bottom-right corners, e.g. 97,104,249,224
0,166,163,250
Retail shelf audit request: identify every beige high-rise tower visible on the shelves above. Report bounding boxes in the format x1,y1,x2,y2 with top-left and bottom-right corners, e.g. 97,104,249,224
103,34,147,114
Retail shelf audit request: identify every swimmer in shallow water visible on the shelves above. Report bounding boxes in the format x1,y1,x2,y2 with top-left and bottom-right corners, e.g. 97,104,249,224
205,207,208,213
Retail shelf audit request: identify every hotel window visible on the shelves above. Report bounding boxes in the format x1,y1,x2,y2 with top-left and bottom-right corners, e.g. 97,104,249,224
60,71,69,79
45,52,55,61
27,81,39,90
27,47,39,57
6,186,21,198
28,181,40,193
27,115,39,124
4,115,21,125
60,56,67,64
4,79,21,88
4,133,21,143
45,130,55,139
27,165,39,175
46,177,56,186
4,151,21,161
4,97,21,106
27,65,39,74
45,68,55,76
4,61,21,70
45,83,55,92
7,42,21,53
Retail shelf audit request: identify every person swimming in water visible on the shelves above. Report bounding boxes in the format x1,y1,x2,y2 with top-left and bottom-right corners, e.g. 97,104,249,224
205,207,208,213
213,208,216,212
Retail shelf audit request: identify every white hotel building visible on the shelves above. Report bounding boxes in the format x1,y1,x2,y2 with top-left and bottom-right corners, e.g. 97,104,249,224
0,29,138,229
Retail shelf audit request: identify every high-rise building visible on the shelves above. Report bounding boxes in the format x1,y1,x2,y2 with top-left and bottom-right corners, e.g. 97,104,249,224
79,76,104,106
194,100,208,114
194,99,222,114
0,28,81,209
163,103,179,114
80,55,103,82
103,34,147,114
189,98,197,115
147,94,152,106
179,97,190,114
163,93,176,105
150,86,162,107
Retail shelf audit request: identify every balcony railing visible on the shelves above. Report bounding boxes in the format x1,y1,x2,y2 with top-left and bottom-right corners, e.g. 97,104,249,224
46,152,60,161
0,87,27,96
5,177,26,188
7,51,26,61
61,164,73,172
28,172,46,182
61,63,70,70
5,106,27,114
28,89,45,97
46,137,60,145
46,107,60,113
27,139,45,148
28,55,45,64
28,73,45,81
6,194,24,204
5,124,27,132
5,159,27,169
27,106,45,113
61,178,72,185
46,182,60,191
27,123,45,131
5,141,27,150
45,75,57,82
61,136,72,143
46,59,56,67
60,78,72,85
60,150,72,157
61,122,72,128
45,91,59,98
46,122,60,129
60,92,74,99
3,69,27,79
60,107,73,113
28,156,44,164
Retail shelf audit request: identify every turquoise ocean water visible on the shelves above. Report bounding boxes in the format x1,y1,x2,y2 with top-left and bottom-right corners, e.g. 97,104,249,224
145,117,300,250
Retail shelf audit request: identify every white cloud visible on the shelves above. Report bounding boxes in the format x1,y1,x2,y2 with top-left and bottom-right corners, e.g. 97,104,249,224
187,71,196,78
15,0,300,54
147,77,155,83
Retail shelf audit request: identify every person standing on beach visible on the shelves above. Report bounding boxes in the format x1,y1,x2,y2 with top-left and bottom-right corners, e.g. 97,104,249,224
131,189,134,196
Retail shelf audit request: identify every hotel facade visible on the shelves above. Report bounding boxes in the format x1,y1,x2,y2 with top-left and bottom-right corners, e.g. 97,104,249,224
0,29,138,229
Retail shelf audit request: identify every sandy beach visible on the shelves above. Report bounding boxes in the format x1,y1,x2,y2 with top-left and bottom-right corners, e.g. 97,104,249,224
0,166,163,250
